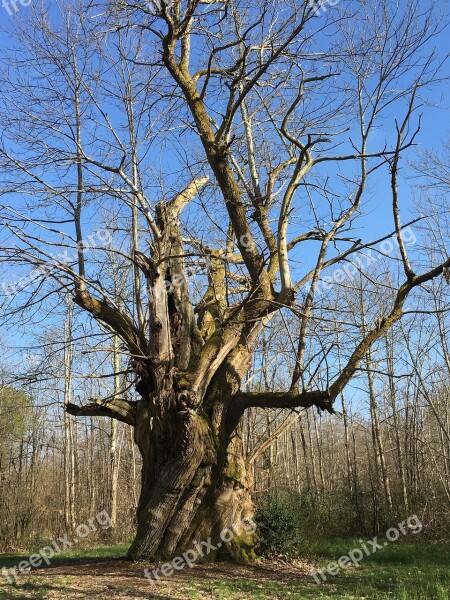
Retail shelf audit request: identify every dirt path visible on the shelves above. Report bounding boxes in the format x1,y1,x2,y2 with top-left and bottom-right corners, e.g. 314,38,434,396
1,558,314,599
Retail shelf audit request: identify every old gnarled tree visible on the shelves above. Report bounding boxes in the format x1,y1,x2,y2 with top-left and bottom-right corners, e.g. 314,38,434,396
0,0,448,561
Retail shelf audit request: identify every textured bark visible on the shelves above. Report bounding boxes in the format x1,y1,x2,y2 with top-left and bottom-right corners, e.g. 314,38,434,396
109,336,121,530
63,298,76,532
127,385,256,561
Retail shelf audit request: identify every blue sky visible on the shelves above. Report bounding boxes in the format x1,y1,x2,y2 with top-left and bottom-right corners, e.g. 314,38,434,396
0,0,449,408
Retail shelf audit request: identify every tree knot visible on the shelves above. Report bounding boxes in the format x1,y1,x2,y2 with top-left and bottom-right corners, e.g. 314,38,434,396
176,389,199,410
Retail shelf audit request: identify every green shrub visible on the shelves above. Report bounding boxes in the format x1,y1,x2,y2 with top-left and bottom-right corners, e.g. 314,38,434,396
255,493,302,557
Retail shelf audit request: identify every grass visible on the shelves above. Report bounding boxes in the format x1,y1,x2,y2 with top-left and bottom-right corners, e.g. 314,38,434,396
0,539,448,599
0,543,128,570
297,538,450,599
181,539,450,599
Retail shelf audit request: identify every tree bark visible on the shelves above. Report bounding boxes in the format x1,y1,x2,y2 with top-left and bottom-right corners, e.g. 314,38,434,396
127,389,255,561
63,297,76,532
109,336,121,532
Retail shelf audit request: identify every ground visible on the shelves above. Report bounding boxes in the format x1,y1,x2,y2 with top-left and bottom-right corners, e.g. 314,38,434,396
0,541,449,599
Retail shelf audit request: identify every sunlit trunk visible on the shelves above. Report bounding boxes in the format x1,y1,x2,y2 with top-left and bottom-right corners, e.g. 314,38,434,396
127,390,255,561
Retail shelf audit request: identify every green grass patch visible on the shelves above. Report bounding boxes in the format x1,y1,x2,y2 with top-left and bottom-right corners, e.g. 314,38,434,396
183,540,450,599
1,540,449,599
0,543,128,570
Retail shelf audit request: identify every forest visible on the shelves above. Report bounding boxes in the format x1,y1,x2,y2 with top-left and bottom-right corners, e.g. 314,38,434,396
0,0,449,598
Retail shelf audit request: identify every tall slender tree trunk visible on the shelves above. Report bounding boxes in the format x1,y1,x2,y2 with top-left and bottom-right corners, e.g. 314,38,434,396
313,411,325,493
306,413,318,500
64,298,76,531
384,334,409,512
341,392,354,497
366,352,393,511
128,426,138,514
109,336,121,532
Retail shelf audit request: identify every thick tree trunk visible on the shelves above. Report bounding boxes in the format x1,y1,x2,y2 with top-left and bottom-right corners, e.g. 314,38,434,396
126,388,256,562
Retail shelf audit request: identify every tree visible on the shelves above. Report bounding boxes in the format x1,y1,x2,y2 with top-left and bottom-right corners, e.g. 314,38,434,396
0,0,449,560
0,383,33,544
